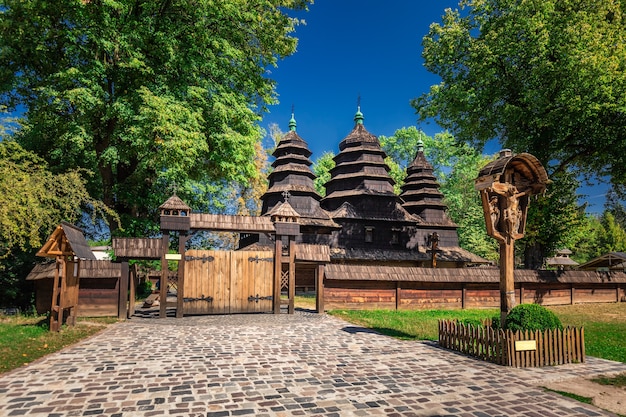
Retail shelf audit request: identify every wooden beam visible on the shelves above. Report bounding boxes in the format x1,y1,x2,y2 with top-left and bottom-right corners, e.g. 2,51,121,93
316,264,325,313
119,261,129,320
500,241,516,328
273,238,282,314
176,234,187,318
160,232,169,319
288,238,296,315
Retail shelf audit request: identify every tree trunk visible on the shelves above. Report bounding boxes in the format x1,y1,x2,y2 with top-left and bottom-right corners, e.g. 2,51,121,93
524,242,544,270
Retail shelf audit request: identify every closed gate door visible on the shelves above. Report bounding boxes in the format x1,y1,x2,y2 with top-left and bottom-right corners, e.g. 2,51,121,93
184,250,273,315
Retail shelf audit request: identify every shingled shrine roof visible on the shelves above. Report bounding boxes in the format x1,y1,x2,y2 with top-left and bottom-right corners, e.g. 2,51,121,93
36,222,96,260
320,108,415,223
401,139,457,227
261,114,336,227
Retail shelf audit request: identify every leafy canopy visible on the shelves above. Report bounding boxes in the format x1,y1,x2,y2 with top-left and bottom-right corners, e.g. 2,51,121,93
380,127,499,260
0,0,310,235
0,141,114,261
414,0,626,183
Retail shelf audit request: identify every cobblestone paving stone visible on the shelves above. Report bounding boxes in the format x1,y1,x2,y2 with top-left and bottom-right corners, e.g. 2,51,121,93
1,311,625,417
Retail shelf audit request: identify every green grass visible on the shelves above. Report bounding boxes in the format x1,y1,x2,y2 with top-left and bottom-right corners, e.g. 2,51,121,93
549,304,626,363
329,303,626,363
329,308,497,341
0,315,117,374
543,388,593,405
592,373,626,388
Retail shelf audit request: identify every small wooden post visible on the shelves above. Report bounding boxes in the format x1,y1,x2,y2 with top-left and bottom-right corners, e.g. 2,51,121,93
500,241,516,327
288,238,296,314
316,264,325,313
461,284,467,309
160,231,169,319
176,233,187,318
395,281,401,310
128,264,137,318
119,261,129,320
273,239,282,314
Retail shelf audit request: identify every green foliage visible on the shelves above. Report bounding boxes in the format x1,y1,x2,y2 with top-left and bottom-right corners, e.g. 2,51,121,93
312,151,335,197
0,141,115,307
605,188,626,230
380,128,498,260
597,211,626,254
503,304,564,332
518,170,590,268
415,0,626,186
136,281,153,300
0,0,311,235
0,141,114,260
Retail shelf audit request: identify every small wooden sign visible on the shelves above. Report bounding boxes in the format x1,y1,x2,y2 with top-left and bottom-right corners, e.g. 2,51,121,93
515,340,537,351
165,253,182,261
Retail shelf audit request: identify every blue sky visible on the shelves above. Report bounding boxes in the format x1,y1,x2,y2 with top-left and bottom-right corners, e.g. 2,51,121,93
265,0,460,157
264,1,609,214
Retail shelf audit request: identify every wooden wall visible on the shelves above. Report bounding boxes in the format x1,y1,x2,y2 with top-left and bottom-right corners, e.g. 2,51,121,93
324,280,625,310
34,278,119,317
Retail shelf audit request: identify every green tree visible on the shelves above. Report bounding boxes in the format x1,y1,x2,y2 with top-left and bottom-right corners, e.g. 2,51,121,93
0,141,114,307
312,151,335,197
415,0,626,184
380,127,498,260
604,188,626,230
518,170,590,268
597,211,626,254
0,0,310,236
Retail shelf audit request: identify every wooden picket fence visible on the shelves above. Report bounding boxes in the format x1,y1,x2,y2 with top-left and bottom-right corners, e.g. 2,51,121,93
438,320,585,367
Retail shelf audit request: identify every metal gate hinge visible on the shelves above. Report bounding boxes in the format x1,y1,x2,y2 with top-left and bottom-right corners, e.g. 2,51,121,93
248,294,273,303
185,255,215,263
248,256,273,263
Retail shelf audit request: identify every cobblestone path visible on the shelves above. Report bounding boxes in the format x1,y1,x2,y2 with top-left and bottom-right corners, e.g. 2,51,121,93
1,312,625,416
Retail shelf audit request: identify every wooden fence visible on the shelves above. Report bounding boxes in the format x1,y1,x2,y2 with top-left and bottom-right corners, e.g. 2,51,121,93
438,320,585,367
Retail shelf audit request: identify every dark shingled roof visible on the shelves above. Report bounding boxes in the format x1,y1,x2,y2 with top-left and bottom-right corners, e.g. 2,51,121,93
401,145,457,227
27,260,121,280
113,238,163,260
325,264,626,283
36,222,96,260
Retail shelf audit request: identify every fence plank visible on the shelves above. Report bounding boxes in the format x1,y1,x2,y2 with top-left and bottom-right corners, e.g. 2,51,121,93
437,320,584,368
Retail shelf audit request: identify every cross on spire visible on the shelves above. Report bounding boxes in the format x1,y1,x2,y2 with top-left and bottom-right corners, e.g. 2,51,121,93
282,190,291,202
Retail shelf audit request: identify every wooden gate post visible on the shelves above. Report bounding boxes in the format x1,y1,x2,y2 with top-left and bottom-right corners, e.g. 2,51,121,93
176,233,187,318
288,238,296,314
274,239,282,314
160,231,170,319
119,261,129,320
269,199,300,314
316,264,325,313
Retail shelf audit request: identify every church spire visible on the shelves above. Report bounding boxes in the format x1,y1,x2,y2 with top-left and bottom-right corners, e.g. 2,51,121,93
289,106,297,132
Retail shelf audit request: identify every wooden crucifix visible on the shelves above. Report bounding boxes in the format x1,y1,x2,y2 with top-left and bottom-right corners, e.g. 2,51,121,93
475,150,548,328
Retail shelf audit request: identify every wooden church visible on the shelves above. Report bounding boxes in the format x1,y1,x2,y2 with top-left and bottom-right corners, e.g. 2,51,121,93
240,108,487,290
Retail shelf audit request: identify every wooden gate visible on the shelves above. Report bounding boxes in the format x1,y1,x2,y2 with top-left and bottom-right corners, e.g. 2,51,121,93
183,250,274,315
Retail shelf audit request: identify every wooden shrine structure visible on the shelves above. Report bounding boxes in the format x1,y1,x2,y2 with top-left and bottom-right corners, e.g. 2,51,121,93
36,222,96,331
475,149,549,326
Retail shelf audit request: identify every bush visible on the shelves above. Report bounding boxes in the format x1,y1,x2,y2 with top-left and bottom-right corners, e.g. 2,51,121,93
136,281,153,300
503,304,563,332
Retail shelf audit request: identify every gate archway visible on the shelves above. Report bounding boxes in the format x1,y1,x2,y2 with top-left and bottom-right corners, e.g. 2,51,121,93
158,195,299,317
